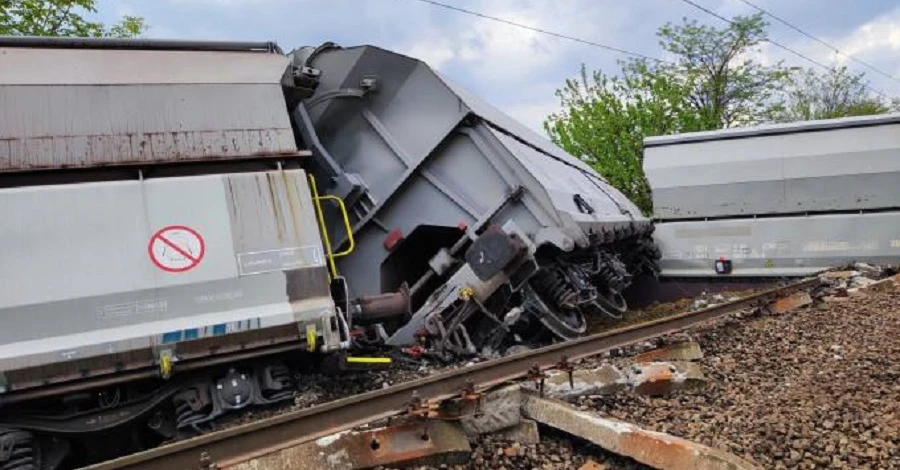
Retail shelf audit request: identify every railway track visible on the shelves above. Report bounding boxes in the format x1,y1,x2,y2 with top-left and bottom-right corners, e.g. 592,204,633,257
81,276,820,470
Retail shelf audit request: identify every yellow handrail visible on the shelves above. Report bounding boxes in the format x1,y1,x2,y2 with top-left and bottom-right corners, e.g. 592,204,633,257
307,174,356,279
315,194,356,258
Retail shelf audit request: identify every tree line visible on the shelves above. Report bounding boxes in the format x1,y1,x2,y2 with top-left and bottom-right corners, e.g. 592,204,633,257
544,14,900,215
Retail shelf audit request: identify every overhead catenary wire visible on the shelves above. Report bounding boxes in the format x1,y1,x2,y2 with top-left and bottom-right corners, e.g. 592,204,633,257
405,0,664,63
735,0,900,86
674,0,892,99
410,0,894,100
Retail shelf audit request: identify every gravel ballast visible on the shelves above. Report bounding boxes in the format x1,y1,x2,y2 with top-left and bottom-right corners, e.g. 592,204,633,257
580,284,900,469
381,429,652,470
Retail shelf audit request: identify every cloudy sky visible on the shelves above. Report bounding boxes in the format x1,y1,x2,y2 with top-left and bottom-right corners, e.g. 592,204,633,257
94,0,900,134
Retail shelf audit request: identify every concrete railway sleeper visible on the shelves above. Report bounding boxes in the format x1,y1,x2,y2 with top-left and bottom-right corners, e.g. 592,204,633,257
59,277,817,470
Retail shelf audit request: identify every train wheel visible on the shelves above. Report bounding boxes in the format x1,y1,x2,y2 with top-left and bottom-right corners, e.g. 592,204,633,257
0,428,38,470
522,284,586,340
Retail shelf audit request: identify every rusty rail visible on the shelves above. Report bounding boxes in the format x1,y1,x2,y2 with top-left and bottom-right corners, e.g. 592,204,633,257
80,277,820,470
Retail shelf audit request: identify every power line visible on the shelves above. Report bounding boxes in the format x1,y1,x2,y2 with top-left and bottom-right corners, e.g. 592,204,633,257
405,0,663,62
674,0,891,99
736,0,900,86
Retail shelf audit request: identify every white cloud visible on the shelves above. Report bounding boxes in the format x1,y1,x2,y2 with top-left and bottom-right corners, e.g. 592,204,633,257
792,6,900,95
392,1,564,84
505,98,561,135
834,7,900,60
404,39,457,69
167,0,274,4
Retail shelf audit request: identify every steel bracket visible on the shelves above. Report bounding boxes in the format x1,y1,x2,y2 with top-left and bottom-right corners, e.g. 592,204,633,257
156,348,175,380
556,355,575,389
527,362,548,397
406,391,440,420
457,378,484,419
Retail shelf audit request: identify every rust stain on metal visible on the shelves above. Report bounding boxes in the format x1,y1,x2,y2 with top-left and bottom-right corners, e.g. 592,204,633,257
264,173,285,242
224,421,470,470
0,129,306,174
279,169,305,248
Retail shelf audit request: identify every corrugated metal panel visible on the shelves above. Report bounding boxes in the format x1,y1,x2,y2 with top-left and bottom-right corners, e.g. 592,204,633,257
0,46,299,172
0,85,297,171
436,72,599,176
645,118,900,219
645,112,900,146
0,169,332,378
0,46,289,85
652,211,900,277
489,127,641,222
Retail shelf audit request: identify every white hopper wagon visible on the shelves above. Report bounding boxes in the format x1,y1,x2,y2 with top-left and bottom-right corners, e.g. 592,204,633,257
644,113,900,278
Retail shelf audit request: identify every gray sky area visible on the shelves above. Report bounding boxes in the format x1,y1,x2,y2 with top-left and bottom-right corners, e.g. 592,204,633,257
95,0,900,133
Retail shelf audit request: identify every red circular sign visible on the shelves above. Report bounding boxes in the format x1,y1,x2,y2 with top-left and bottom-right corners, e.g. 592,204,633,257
148,225,206,273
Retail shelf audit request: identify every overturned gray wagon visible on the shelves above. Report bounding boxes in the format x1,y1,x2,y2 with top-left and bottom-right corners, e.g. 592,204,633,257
291,43,660,356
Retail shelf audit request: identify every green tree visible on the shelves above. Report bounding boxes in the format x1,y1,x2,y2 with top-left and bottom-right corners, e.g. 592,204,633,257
0,0,147,37
768,65,893,122
544,61,706,214
546,13,791,215
654,14,793,128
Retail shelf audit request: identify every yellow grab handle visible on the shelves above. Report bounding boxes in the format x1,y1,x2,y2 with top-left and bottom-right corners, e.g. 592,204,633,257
315,194,355,258
307,173,357,279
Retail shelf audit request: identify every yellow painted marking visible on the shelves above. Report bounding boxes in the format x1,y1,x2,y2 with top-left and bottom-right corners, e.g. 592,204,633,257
159,355,172,379
306,325,317,352
459,286,475,300
346,357,393,364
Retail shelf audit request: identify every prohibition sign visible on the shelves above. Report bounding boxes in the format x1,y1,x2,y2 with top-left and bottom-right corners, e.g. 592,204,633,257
148,225,206,273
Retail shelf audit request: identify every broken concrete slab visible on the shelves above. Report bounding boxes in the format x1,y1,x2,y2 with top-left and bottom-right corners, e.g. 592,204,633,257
627,362,705,396
539,364,628,399
853,262,883,278
850,277,878,289
522,393,759,470
229,421,470,470
494,418,540,444
460,384,523,436
860,272,900,294
821,270,858,280
769,291,813,314
635,341,704,363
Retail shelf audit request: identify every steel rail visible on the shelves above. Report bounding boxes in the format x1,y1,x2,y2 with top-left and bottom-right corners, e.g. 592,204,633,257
81,276,819,470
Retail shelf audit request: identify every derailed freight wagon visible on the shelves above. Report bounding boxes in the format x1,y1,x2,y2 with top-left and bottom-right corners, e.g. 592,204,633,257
290,43,660,354
0,37,657,469
644,112,900,279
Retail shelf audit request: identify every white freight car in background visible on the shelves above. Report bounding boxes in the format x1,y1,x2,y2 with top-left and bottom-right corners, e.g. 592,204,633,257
644,112,900,278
